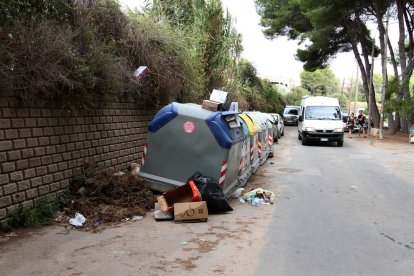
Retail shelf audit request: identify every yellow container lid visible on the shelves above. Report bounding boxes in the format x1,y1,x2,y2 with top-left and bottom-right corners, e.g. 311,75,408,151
239,114,259,136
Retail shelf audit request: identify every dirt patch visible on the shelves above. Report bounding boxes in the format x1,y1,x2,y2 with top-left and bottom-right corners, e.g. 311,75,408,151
66,162,156,229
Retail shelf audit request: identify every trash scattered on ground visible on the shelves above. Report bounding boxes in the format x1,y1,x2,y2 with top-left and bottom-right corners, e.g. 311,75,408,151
350,186,358,190
269,161,274,165
174,201,208,223
5,232,18,237
238,197,245,204
242,188,275,205
113,171,125,176
67,162,155,228
182,241,188,245
232,188,245,198
154,203,173,221
131,216,144,221
190,173,233,214
68,213,86,227
128,163,140,177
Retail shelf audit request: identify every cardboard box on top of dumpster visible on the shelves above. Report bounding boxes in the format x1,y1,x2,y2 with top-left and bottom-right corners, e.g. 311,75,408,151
202,100,222,111
174,201,208,222
210,89,232,111
157,181,201,213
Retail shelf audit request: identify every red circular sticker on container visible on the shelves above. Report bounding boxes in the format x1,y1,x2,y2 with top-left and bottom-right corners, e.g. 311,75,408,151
182,120,196,133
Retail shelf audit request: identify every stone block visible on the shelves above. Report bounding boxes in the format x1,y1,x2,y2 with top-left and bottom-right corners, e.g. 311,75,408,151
10,171,23,182
60,135,69,143
2,108,16,117
31,177,43,187
50,182,60,192
42,174,53,184
47,164,58,173
29,157,41,168
35,166,48,176
18,128,32,138
53,172,64,182
52,154,63,163
7,150,21,161
56,144,65,153
34,147,46,157
0,119,11,129
29,108,41,117
13,139,26,149
57,162,68,170
0,141,12,151
21,148,34,159
0,196,12,208
5,129,18,139
12,192,26,203
3,183,17,195
45,146,56,155
0,174,9,185
41,109,52,117
11,119,24,128
25,118,36,127
26,188,39,199
32,128,44,137
16,159,29,170
0,152,7,163
41,156,52,165
23,168,36,179
38,137,50,146
38,185,50,195
17,180,30,191
26,138,39,147
16,109,29,117
42,127,53,137
1,162,15,173
49,136,59,145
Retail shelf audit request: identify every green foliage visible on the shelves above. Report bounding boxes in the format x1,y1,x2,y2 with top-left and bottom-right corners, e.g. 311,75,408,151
8,198,58,228
300,68,339,96
285,86,309,106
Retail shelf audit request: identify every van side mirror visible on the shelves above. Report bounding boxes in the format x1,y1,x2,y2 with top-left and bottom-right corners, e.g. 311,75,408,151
298,115,303,122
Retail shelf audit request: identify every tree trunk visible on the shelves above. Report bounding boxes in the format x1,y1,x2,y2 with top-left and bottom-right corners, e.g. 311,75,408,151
397,0,410,132
387,112,397,133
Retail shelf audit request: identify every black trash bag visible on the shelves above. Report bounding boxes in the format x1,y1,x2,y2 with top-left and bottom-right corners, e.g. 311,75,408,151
189,172,233,214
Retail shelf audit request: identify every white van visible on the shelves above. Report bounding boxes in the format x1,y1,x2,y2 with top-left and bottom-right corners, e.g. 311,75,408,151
297,96,344,147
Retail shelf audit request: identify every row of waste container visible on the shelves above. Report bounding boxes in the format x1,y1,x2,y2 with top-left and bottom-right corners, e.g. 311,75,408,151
139,102,280,199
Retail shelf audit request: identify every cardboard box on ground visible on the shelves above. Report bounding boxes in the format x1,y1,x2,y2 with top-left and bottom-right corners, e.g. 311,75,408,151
174,202,208,222
155,181,208,222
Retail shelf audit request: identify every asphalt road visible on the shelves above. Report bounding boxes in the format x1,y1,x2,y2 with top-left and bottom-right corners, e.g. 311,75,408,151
258,126,414,276
1,126,413,275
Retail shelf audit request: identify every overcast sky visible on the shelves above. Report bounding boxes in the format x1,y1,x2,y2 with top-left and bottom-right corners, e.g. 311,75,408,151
120,0,398,85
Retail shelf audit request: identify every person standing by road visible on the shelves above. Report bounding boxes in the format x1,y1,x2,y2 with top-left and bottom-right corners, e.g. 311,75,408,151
347,112,356,138
357,110,367,138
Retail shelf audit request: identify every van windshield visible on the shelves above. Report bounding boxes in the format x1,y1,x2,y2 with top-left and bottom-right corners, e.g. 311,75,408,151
305,106,341,120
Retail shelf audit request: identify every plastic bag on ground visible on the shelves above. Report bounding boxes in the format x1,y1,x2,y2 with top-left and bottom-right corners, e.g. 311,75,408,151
189,173,233,214
69,213,86,227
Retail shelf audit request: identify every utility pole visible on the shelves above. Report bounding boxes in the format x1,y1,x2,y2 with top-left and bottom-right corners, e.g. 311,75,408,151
354,68,359,114
380,9,390,140
340,79,345,108
368,33,375,137
348,73,354,112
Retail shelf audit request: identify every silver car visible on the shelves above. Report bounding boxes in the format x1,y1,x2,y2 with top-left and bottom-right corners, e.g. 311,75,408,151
271,113,284,140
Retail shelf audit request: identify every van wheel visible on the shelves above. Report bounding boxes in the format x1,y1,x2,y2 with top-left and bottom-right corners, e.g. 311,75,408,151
298,132,302,140
337,141,343,147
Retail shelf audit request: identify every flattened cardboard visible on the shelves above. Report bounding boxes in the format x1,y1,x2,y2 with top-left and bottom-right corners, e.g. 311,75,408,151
202,100,222,111
174,202,208,222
